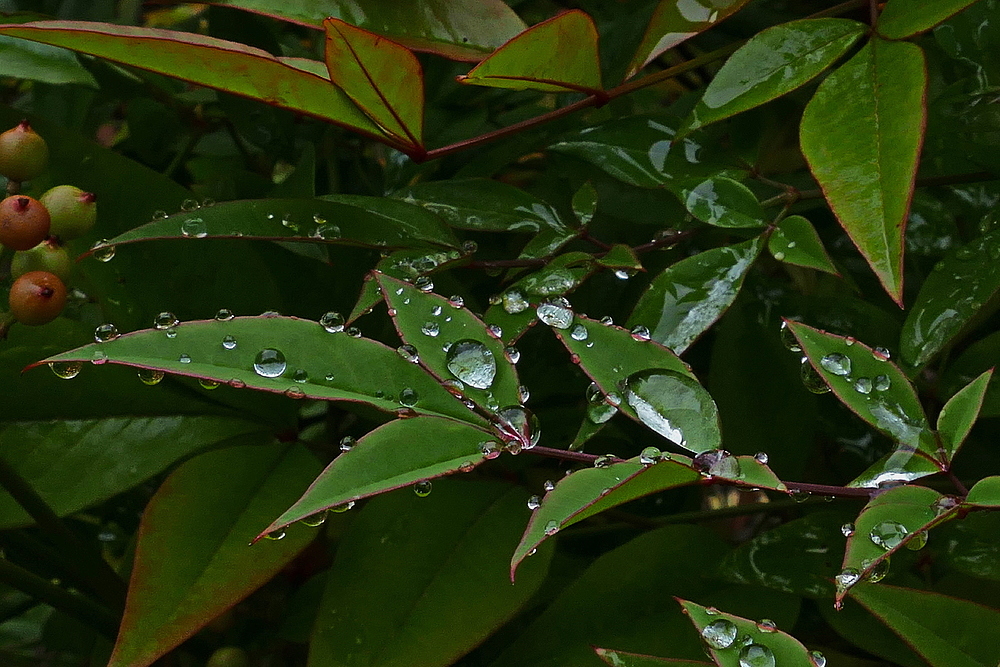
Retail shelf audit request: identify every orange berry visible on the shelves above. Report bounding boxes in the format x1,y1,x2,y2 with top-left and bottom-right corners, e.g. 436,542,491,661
0,195,51,251
8,271,67,326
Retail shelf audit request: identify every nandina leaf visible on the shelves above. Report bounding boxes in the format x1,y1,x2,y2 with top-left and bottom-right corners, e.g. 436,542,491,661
323,18,424,152
800,39,927,305
937,369,993,463
878,0,984,39
768,215,839,275
458,10,603,95
0,21,386,142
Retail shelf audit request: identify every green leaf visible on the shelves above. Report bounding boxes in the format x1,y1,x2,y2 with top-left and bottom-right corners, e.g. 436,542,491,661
267,417,493,532
378,273,521,413
669,176,766,228
211,0,527,61
849,450,944,490
595,648,712,666
768,215,839,274
309,480,552,667
93,197,459,253
458,10,602,94
839,485,960,602
0,34,97,86
879,0,984,39
849,583,1000,667
323,18,424,152
0,417,270,529
681,19,865,134
678,599,817,667
628,237,762,354
900,231,1000,369
573,181,598,225
966,476,1000,506
597,244,643,272
35,316,480,425
626,0,751,79
108,443,320,667
0,21,385,142
937,369,993,462
800,39,927,305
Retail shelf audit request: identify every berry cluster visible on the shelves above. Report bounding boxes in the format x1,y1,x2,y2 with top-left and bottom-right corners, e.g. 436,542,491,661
1,121,97,330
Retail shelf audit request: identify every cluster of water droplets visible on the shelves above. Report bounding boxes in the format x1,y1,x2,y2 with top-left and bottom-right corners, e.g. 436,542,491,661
697,613,821,667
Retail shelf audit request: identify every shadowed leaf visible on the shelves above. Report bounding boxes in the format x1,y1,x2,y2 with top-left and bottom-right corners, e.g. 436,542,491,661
937,369,993,462
878,0,984,39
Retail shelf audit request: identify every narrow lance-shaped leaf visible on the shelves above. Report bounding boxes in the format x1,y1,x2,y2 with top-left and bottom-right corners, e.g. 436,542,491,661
680,18,866,134
324,18,424,152
34,316,483,426
458,10,602,95
629,237,762,354
800,39,927,305
878,0,984,39
0,21,386,142
937,369,993,462
768,214,839,275
263,417,494,533
108,443,321,667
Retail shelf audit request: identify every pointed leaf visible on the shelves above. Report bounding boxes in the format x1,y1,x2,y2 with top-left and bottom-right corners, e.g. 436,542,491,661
378,273,521,413
800,39,927,305
628,237,763,354
597,244,643,272
900,231,1000,369
0,34,98,86
595,648,711,666
966,476,1000,507
681,19,865,134
678,598,817,667
768,214,839,274
108,443,320,667
458,10,602,94
323,18,424,151
265,417,493,532
938,369,993,462
626,0,751,78
849,449,943,489
878,0,984,39
669,176,766,228
210,0,527,61
33,316,480,425
572,181,598,225
850,583,1000,667
0,21,384,141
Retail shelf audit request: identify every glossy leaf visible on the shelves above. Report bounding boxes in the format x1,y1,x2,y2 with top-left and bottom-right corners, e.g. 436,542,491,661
679,599,816,667
211,0,527,61
309,481,551,667
572,181,598,225
839,485,959,602
681,19,865,134
768,214,839,274
878,0,983,39
35,316,480,425
348,273,384,324
937,369,993,462
323,19,423,151
669,176,765,228
800,39,927,305
108,443,320,667
900,230,1000,369
0,34,97,86
265,417,493,534
629,237,762,354
0,21,385,142
0,416,270,529
626,0,751,78
378,273,521,413
849,583,1000,667
91,197,459,254
595,648,711,666
966,476,1000,507
458,10,602,94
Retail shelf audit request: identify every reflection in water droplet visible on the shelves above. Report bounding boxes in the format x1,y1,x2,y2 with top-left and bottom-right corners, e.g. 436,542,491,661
91,239,116,262
836,568,861,591
536,299,573,329
339,436,356,452
820,352,852,376
178,353,191,364
293,369,309,383
863,557,890,582
841,523,855,537
487,324,503,338
754,452,768,464
263,530,285,541
228,378,246,389
199,378,220,390
480,441,501,459
284,386,305,399
397,344,419,363
181,199,200,212
399,387,419,407
527,495,541,510
448,295,464,308
906,530,928,550
446,339,496,389
800,359,831,394
639,447,661,465
254,349,286,378
570,324,588,341
809,650,827,667
854,377,873,394
701,619,737,649
319,312,345,333
346,327,361,338
630,325,650,341
94,323,119,343
873,346,891,361
421,321,440,337
518,385,530,403
138,368,164,385
738,643,775,667
497,405,540,448
544,520,559,536
779,321,802,351
414,480,433,497
222,335,237,350
154,312,179,330
300,511,328,527
152,210,168,220
414,276,434,292
874,374,891,391
870,520,908,550
756,619,776,633
693,449,740,478
49,361,82,379
331,501,355,513
215,308,234,321
181,217,207,238
505,346,521,364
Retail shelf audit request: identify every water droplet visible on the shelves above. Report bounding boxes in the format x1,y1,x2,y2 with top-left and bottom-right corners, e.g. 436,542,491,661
448,295,464,308
500,290,529,314
497,405,540,448
773,251,786,261
165,328,178,339
199,378,220,390
284,386,305,399
324,372,335,383
443,378,465,394
263,530,285,541
319,312,344,333
260,310,281,318
152,210,168,220
863,557,890,582
49,361,82,379
701,619,737,649
544,520,559,536
91,239,116,262
594,454,615,468
639,447,661,465
623,369,711,448
738,643,775,667
292,369,309,383
570,324,588,341
753,452,769,464
543,480,555,492
215,308,234,321
430,305,443,317
300,511,328,527
527,495,541,510
599,315,613,326
137,368,164,385
280,213,298,231
479,441,501,459
312,214,327,226
222,335,237,350
180,217,207,238
693,449,741,478
487,324,503,338
414,276,434,292
800,359,831,394
705,607,719,615
94,323,119,343
180,198,200,212
345,327,361,338
446,339,496,389
756,619,776,633
873,347,891,361
845,336,856,346
874,374,891,391
461,239,478,254
331,501,355,513
178,353,191,364
630,325,650,341
414,480,433,497
820,352,852,376
809,650,827,667
906,530,928,550
421,321,440,337
854,377,873,394
779,321,801,352
518,385,530,403
339,436,356,452
933,495,959,515
396,344,419,363
315,224,341,239
399,387,419,407
228,378,246,388
154,312,179,330
536,299,573,329
505,346,521,364
841,523,855,537
253,349,286,378
870,520,908,550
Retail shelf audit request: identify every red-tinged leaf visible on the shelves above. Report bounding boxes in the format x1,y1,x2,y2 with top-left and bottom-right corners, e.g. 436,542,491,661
0,21,386,142
878,0,984,39
800,39,927,305
458,10,603,95
108,443,321,667
263,417,495,534
626,0,751,79
937,369,993,463
208,0,527,61
595,647,712,666
965,476,1000,507
324,18,424,152
849,582,1000,667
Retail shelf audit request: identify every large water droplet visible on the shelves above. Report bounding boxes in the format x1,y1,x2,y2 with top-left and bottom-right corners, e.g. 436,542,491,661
94,323,119,343
181,217,207,238
854,377,873,394
137,368,164,385
800,359,831,394
738,643,775,667
49,361,82,379
869,520,908,550
254,349,286,378
91,239,115,262
701,619,737,649
639,447,661,465
421,321,440,337
399,387,419,407
809,650,827,667
497,405,540,448
622,369,714,450
397,344,419,363
820,352,852,376
570,324,588,341
153,312,179,330
536,299,573,329
446,339,496,389
319,312,344,333
779,321,801,351
693,449,741,478
874,374,891,391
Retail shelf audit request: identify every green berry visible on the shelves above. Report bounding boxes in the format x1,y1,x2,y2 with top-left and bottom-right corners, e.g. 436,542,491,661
8,270,66,326
11,239,72,281
0,120,49,182
40,185,97,241
0,195,51,251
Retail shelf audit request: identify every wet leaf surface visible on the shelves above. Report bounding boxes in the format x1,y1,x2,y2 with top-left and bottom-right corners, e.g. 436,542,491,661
937,369,992,462
768,215,838,274
878,0,983,39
